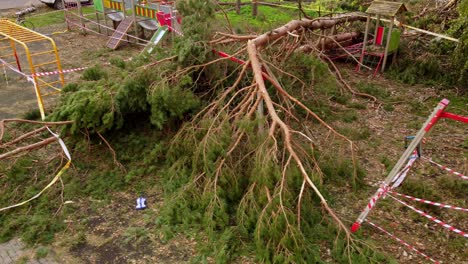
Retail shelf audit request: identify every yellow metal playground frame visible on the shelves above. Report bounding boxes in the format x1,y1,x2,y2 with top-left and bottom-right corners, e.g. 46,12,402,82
0,19,65,119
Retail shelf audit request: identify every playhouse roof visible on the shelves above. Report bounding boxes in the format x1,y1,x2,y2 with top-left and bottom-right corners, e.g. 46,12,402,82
366,1,407,17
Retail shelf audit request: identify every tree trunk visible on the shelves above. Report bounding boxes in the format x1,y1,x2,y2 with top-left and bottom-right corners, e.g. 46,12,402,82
316,32,359,50
253,14,366,48
252,0,258,17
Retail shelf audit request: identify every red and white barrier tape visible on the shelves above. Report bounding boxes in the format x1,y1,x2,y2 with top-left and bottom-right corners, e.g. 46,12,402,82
358,185,390,218
388,190,468,212
389,194,468,238
391,151,419,188
32,67,88,77
422,157,467,180
366,220,440,264
32,57,133,77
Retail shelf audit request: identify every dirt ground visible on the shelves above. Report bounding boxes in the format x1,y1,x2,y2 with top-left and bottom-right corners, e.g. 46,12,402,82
0,8,466,264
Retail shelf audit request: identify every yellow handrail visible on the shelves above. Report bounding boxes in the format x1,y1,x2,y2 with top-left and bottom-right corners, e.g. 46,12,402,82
0,19,65,119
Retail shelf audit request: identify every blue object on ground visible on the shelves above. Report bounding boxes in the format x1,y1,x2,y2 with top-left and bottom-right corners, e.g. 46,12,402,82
136,197,147,210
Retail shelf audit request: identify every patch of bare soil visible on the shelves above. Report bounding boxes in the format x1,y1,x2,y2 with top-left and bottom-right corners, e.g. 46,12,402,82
56,191,196,264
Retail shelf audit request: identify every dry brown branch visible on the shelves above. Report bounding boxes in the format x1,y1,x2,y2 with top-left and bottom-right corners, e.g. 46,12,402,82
0,137,57,161
139,55,177,70
248,41,350,239
54,177,65,216
0,119,73,142
215,2,234,34
97,132,126,173
214,32,257,40
321,55,378,102
1,126,47,146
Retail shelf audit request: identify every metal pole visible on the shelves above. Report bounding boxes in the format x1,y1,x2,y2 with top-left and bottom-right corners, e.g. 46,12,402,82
131,0,138,43
358,14,370,71
381,16,394,72
104,9,109,36
9,40,21,72
373,14,381,45
252,0,258,17
351,99,450,233
96,12,101,34
76,0,85,34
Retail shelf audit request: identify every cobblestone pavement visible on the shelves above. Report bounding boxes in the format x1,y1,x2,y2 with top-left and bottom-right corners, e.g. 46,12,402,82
0,239,59,264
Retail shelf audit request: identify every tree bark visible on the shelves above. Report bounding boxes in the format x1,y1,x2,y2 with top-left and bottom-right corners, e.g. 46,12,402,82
252,0,258,17
316,32,359,50
253,14,366,48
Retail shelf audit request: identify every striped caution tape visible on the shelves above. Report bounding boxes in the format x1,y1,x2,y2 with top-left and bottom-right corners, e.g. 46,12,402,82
0,59,73,213
368,184,389,210
388,194,468,238
32,66,88,77
366,220,440,264
31,57,134,77
422,157,467,180
388,190,468,212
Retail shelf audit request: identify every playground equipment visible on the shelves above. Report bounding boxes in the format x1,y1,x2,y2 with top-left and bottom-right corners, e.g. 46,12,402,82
357,1,407,74
100,0,128,30
0,19,65,119
132,0,161,34
63,0,180,50
141,25,169,54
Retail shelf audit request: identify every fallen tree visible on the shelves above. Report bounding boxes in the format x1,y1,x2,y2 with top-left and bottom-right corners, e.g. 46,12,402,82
153,1,384,262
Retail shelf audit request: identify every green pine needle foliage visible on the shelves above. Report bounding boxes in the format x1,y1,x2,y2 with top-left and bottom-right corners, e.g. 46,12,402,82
50,60,200,135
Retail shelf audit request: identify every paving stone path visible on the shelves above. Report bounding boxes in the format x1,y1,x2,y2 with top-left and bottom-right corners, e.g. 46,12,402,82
0,239,58,264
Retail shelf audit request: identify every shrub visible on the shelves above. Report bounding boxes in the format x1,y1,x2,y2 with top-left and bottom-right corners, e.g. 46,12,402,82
82,66,108,81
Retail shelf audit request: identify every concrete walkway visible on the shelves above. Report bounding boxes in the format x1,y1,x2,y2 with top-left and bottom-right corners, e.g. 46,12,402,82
0,239,58,264
0,0,43,10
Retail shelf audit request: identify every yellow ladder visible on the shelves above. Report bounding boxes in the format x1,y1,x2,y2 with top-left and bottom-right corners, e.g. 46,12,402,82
0,19,65,119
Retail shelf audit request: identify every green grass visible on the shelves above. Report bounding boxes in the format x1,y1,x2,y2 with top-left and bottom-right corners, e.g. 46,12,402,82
35,246,50,259
223,5,318,33
355,81,390,100
218,0,341,14
24,7,95,28
122,227,149,244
